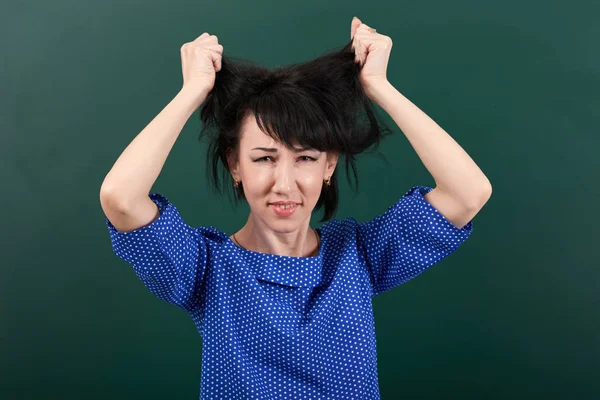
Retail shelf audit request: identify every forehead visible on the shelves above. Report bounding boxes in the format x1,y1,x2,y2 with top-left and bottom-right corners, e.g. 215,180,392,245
239,114,302,149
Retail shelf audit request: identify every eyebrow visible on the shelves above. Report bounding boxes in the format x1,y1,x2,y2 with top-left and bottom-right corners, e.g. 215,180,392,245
251,146,315,153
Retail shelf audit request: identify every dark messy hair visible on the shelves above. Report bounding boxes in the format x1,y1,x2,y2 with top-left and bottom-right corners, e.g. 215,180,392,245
197,39,394,222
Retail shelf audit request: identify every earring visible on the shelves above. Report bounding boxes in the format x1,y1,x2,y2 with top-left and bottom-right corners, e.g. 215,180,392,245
233,179,239,188
324,177,331,186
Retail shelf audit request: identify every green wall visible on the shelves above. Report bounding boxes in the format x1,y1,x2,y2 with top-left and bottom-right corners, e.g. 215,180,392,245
3,0,599,398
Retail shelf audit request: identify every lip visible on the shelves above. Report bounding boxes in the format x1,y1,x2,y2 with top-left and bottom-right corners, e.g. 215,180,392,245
270,203,299,217
269,202,301,205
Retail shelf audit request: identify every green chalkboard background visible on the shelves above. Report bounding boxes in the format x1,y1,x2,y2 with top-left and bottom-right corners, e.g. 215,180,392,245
3,0,599,398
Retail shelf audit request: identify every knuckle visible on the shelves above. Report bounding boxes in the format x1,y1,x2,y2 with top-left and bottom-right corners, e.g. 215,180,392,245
195,32,209,41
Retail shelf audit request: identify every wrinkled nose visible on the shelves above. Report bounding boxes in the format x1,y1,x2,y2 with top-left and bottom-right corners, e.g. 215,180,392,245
273,163,297,193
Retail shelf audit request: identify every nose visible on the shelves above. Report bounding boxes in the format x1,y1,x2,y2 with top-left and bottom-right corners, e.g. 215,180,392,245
273,161,297,194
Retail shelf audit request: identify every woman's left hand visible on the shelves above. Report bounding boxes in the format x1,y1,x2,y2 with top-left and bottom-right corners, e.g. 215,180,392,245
351,16,393,95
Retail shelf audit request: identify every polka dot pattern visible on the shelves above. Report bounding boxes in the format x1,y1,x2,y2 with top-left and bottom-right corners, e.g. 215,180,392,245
105,185,473,399
356,185,474,296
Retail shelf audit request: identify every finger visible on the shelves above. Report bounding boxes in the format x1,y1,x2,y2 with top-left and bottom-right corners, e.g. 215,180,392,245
358,23,374,33
351,16,361,39
211,51,222,72
194,32,210,42
211,43,223,55
209,47,222,71
355,40,362,64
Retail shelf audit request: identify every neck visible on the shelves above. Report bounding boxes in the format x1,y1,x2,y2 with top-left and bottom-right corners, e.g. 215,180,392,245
233,215,319,257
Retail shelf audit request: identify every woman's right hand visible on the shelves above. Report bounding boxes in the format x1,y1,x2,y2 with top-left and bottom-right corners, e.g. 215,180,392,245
180,32,223,93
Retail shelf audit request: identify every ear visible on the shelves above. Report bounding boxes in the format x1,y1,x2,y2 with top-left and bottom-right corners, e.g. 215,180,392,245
226,148,240,180
325,152,339,178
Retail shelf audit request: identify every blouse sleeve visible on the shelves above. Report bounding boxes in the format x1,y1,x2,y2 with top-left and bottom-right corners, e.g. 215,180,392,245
356,185,474,297
105,193,207,312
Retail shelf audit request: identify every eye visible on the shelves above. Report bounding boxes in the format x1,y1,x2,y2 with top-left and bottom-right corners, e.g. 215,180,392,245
253,156,317,163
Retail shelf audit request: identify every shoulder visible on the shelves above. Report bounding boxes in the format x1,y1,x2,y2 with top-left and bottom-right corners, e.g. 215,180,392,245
319,216,360,254
195,225,231,247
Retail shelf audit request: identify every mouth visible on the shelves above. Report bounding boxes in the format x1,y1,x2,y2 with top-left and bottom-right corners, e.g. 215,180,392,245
269,203,300,216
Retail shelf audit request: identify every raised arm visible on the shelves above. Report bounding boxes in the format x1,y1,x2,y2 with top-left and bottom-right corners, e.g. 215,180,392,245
99,86,208,216
100,31,222,216
100,33,223,312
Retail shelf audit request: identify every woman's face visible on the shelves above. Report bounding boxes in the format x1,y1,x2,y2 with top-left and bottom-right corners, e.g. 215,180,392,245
227,114,338,230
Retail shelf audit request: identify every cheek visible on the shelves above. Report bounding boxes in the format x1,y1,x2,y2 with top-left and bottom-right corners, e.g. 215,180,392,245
241,164,268,184
298,174,326,197
304,175,323,188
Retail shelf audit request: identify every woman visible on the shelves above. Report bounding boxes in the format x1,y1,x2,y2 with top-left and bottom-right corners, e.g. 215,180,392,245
100,17,490,400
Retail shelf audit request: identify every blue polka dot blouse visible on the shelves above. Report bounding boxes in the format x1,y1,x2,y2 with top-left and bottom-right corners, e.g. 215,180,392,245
105,185,473,399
